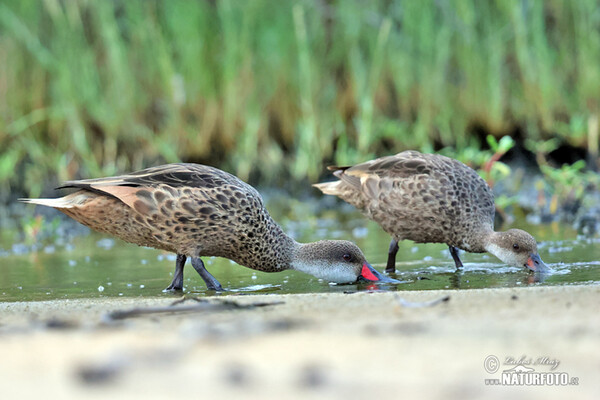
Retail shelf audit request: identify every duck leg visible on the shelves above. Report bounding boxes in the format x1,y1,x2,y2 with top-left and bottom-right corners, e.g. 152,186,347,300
385,239,399,274
449,246,464,269
165,254,186,291
191,257,223,291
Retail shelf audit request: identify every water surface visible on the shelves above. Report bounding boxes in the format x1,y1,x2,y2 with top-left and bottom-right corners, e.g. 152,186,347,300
1,203,598,302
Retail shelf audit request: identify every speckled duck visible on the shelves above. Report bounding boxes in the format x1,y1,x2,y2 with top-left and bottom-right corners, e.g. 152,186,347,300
314,151,548,273
21,164,397,290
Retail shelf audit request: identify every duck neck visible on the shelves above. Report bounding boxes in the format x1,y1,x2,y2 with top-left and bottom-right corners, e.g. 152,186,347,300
466,227,495,253
278,235,301,270
482,230,509,261
288,242,322,277
244,220,300,272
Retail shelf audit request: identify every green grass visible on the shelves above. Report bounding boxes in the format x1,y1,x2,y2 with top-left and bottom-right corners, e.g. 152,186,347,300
1,0,599,196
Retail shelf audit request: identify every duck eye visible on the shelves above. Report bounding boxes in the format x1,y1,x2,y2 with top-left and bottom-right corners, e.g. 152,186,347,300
342,254,352,262
513,243,519,250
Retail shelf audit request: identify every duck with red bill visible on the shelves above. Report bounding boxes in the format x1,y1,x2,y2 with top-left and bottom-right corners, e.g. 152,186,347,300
20,163,403,291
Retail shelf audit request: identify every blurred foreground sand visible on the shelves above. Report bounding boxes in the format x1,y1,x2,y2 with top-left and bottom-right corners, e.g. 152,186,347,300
0,285,598,399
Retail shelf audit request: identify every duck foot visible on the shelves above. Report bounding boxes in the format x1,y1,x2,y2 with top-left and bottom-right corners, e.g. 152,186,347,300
191,257,223,291
385,239,399,274
165,254,186,291
449,246,464,269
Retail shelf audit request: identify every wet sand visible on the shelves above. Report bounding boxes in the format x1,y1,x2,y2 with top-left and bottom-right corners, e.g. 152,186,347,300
0,285,598,399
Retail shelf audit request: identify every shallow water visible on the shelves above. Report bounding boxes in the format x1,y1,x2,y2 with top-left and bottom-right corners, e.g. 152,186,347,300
1,203,599,302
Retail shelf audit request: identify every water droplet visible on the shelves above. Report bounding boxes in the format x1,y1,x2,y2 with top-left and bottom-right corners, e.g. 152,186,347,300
352,227,369,238
12,243,29,255
96,238,115,250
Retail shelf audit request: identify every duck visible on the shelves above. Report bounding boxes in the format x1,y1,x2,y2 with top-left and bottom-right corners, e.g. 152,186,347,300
314,151,548,273
21,163,398,291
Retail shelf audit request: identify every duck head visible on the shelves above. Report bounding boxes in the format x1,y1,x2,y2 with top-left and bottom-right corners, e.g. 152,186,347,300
485,229,549,272
292,240,399,284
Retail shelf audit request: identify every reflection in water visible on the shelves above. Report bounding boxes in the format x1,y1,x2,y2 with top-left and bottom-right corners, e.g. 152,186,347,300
449,270,463,289
527,272,550,284
226,284,282,294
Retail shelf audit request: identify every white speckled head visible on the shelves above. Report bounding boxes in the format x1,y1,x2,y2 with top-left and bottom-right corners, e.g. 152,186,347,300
291,240,399,283
485,229,548,272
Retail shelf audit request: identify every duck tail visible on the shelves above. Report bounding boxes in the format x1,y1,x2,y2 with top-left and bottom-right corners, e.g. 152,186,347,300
18,191,93,208
18,197,74,209
312,181,342,196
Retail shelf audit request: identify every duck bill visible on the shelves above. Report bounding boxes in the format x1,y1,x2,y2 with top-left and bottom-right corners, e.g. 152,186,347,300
526,253,550,273
358,262,400,283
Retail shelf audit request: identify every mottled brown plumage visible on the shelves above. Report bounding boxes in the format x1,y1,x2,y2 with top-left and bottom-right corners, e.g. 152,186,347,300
314,151,548,273
21,164,397,290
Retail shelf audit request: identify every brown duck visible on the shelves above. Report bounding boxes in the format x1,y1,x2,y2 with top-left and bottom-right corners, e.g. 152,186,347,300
314,151,548,273
21,164,398,290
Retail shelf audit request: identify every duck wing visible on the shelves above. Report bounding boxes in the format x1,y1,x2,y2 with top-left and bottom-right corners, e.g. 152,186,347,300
57,163,261,213
324,151,437,202
323,151,495,240
58,163,244,190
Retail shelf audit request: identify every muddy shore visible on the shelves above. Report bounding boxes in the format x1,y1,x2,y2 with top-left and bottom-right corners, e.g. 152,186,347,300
0,285,598,399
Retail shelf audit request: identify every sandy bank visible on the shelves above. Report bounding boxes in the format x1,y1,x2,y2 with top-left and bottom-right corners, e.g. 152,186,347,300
0,285,598,399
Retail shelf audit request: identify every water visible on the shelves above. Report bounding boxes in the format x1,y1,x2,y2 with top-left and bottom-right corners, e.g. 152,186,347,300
0,204,599,302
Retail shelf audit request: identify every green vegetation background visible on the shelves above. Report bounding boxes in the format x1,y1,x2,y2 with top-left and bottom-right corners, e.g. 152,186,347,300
1,0,599,197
